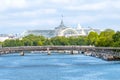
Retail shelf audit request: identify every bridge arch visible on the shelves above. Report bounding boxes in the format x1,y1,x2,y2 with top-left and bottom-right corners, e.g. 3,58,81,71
58,28,79,36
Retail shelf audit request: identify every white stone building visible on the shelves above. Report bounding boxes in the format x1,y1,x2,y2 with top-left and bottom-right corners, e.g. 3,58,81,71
23,19,101,38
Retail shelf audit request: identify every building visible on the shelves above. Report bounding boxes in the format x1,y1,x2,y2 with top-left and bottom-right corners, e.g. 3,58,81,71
22,30,55,38
0,34,18,42
22,19,101,38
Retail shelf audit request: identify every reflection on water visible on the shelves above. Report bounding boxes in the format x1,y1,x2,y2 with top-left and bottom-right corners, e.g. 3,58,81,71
0,53,120,80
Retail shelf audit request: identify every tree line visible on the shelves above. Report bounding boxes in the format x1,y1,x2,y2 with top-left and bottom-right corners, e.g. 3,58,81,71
1,29,120,47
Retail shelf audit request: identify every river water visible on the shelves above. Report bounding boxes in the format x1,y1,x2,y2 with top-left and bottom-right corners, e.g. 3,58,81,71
0,52,120,80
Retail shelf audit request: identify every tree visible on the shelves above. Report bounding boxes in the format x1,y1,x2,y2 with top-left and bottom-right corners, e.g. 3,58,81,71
37,41,43,46
44,38,53,45
68,36,78,45
96,29,115,47
50,36,69,45
112,31,120,42
87,31,98,45
15,39,24,46
99,29,115,38
22,34,46,46
112,31,120,47
96,37,109,47
0,42,3,47
3,39,16,47
74,36,87,45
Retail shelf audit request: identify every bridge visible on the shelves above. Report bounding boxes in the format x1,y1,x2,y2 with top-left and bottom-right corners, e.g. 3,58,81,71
0,46,120,61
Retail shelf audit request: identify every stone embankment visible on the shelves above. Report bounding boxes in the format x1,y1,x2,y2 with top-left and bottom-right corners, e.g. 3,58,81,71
85,52,120,61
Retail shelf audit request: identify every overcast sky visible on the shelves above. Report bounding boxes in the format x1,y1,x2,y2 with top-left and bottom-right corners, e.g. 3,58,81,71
0,0,120,34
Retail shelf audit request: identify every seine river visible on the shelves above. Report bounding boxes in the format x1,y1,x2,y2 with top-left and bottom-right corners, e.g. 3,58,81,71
0,53,120,80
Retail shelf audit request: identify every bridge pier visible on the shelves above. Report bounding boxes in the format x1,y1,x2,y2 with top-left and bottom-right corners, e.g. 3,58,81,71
20,51,24,56
47,48,51,55
78,50,81,54
70,50,74,54
64,50,66,53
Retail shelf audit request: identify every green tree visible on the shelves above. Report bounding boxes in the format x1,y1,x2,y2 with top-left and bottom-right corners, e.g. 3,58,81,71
96,29,115,47
87,31,98,45
3,39,16,47
112,31,120,47
72,36,87,45
44,39,53,45
37,41,43,46
51,36,69,45
22,34,46,46
68,36,77,45
0,42,3,47
112,31,120,42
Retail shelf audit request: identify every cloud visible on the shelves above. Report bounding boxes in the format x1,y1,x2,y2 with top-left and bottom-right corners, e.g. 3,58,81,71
0,0,27,11
0,18,58,29
9,8,57,17
50,0,75,4
0,0,120,33
109,0,120,9
64,15,99,26
65,0,120,11
26,0,44,7
66,1,107,11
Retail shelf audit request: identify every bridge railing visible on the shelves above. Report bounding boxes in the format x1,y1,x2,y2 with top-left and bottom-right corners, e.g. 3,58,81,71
0,46,120,53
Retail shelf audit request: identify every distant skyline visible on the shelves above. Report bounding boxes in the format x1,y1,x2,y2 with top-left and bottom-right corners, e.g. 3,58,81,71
0,0,120,34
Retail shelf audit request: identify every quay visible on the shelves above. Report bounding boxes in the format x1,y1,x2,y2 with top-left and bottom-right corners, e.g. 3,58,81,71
0,46,120,61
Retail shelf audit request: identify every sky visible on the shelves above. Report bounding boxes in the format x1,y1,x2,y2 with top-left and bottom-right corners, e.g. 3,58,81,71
0,0,120,34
